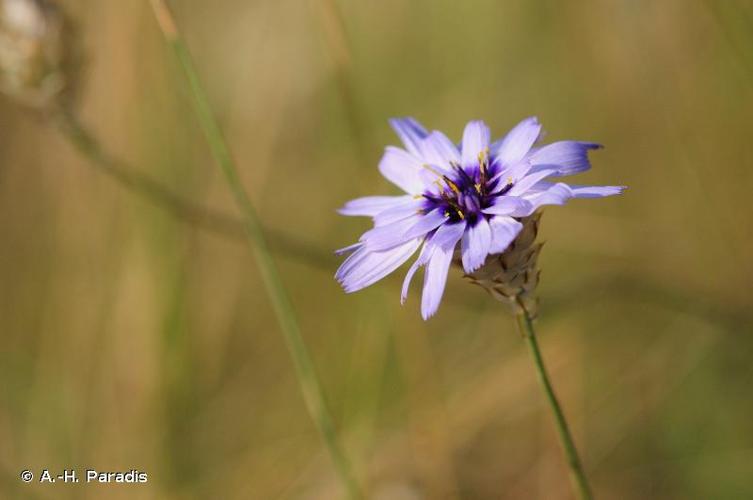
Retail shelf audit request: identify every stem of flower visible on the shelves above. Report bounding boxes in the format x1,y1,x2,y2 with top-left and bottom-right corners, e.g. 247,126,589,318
148,1,361,498
514,306,593,500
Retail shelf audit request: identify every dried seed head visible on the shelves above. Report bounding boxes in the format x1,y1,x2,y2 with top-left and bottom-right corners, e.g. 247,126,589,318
0,0,77,109
459,212,543,318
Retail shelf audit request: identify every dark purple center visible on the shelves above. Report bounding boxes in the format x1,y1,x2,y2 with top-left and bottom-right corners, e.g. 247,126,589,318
422,157,511,226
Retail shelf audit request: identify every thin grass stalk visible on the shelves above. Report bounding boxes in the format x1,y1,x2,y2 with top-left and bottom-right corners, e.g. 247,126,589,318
52,107,334,268
310,0,367,161
148,1,361,498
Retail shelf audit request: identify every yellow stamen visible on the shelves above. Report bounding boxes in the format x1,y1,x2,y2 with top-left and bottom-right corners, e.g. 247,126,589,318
426,164,462,194
478,147,490,175
444,177,461,194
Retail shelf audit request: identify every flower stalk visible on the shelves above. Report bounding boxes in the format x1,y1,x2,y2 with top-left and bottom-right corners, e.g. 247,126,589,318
470,214,593,498
515,303,593,500
148,1,361,498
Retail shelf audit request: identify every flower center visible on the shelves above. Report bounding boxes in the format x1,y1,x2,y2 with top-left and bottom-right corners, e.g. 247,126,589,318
421,152,511,226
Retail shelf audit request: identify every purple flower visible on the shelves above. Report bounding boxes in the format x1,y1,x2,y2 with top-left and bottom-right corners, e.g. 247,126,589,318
336,117,625,319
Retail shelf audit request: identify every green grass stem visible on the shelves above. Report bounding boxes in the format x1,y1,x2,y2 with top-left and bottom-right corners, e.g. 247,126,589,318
149,1,361,498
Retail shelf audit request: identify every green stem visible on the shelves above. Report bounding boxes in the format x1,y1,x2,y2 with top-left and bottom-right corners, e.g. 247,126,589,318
148,2,361,498
515,307,593,500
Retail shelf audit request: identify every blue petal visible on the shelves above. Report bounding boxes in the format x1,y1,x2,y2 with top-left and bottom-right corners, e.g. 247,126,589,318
495,117,542,167
419,131,461,167
401,241,432,304
490,160,534,192
431,220,467,249
482,196,534,216
419,223,465,320
523,182,625,210
528,141,602,177
401,209,448,241
402,221,465,307
417,167,452,193
389,117,429,157
524,182,574,209
508,167,559,196
360,215,420,251
488,216,523,254
570,185,626,198
373,199,424,226
421,247,454,320
339,195,413,217
461,120,491,168
335,242,362,256
378,146,428,194
336,239,421,293
461,218,492,273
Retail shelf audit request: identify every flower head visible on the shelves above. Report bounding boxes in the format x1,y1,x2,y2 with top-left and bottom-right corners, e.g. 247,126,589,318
336,117,624,319
0,0,74,108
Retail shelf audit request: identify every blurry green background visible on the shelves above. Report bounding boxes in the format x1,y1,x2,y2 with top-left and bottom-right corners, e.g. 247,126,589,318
1,0,752,499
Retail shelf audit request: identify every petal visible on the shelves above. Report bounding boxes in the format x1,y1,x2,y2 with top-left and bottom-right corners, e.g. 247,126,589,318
524,182,574,209
402,221,466,305
490,125,546,157
420,247,454,320
419,225,465,320
522,183,625,210
359,215,420,251
335,243,371,281
373,199,424,226
401,209,448,241
335,242,362,256
401,241,433,304
490,160,534,192
488,216,523,254
336,238,422,293
528,141,602,177
520,180,555,194
417,166,453,193
389,117,428,157
378,146,428,194
461,120,491,167
508,167,559,196
495,117,542,167
419,131,461,167
570,185,626,198
482,196,534,216
461,217,492,273
339,195,413,217
431,220,467,249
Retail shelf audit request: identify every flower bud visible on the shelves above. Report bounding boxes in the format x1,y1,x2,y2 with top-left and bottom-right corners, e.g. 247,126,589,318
460,212,543,318
0,0,74,108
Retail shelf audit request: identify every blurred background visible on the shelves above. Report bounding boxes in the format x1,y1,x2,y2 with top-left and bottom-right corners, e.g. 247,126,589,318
1,0,752,498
